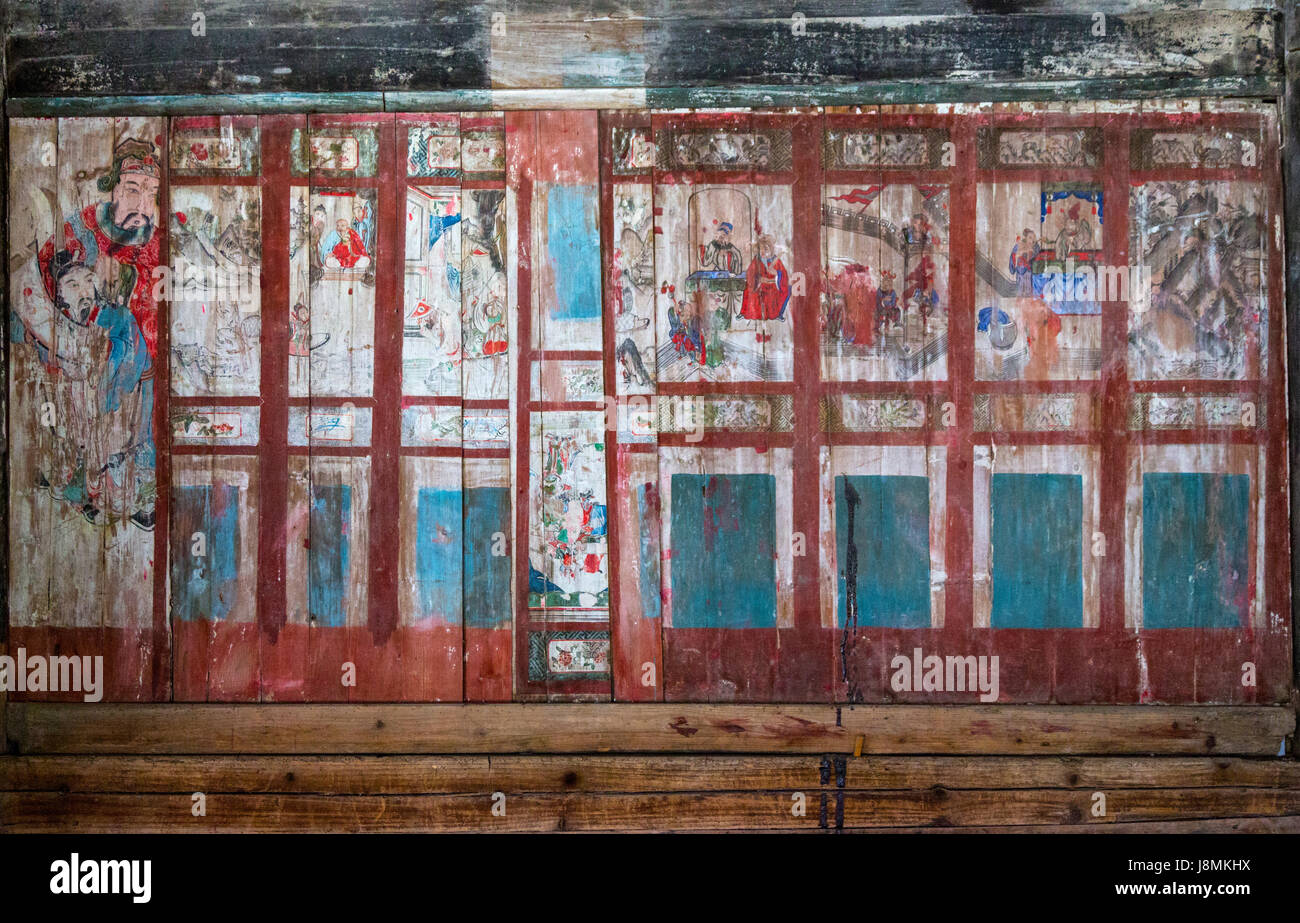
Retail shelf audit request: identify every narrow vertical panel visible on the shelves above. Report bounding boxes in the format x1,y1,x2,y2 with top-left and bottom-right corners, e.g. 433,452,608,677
9,116,164,699
282,455,370,701
170,456,259,702
256,113,300,701
463,457,513,701
168,184,262,396
397,455,462,701
308,484,352,628
603,110,662,701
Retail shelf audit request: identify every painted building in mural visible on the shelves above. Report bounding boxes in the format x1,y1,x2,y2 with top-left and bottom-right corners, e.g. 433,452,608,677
5,102,1290,703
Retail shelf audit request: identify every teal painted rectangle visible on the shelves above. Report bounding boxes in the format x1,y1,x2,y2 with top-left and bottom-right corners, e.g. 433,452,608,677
669,473,776,629
309,485,350,628
415,488,463,623
990,473,1083,628
835,475,930,629
171,484,240,623
545,184,602,321
636,482,662,620
464,486,511,629
1142,473,1250,629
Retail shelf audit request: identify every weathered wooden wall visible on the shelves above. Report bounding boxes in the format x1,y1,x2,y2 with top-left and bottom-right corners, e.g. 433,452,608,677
2,0,1298,834
3,101,1289,704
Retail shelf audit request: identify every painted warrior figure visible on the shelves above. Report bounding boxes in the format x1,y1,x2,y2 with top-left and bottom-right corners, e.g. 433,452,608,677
902,212,940,318
875,270,901,334
740,234,791,321
827,262,878,347
34,137,162,357
12,136,162,527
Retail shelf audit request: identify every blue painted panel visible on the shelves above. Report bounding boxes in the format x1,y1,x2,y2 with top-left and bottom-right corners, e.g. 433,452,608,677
309,485,351,627
835,475,930,628
636,481,662,620
545,184,602,320
171,484,240,622
464,486,512,629
415,488,463,623
990,473,1083,628
1142,473,1250,629
670,473,776,629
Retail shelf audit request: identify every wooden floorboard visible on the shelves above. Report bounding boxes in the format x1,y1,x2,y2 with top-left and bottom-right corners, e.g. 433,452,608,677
4,786,1299,833
4,705,1296,831
4,754,1300,794
6,703,1294,755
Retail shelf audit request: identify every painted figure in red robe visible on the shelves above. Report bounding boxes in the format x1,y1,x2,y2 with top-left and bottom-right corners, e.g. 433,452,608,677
827,262,877,346
740,234,791,321
321,218,371,270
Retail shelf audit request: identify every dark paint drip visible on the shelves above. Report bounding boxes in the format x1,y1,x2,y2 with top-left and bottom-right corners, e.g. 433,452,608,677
838,479,864,704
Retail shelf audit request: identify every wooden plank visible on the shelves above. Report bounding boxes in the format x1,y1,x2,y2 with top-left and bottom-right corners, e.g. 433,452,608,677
4,786,1298,833
5,703,1292,754
1283,3,1300,695
4,6,1281,99
6,754,1300,794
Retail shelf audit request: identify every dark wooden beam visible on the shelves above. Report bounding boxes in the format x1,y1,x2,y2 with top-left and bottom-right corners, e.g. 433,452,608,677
4,786,1299,832
5,753,1300,793
3,2,1284,103
5,703,1294,755
1284,0,1300,711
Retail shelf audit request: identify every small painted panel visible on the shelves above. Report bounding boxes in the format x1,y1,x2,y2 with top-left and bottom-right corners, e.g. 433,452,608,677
823,184,949,381
1128,181,1264,380
529,411,609,611
990,473,1083,628
170,119,260,176
528,630,611,682
654,182,795,383
823,128,949,169
308,484,352,628
464,486,512,629
1131,128,1260,169
975,180,1104,381
170,483,241,622
822,396,930,432
404,187,463,396
835,475,931,628
291,126,379,177
407,123,461,178
172,407,259,446
288,406,372,446
288,186,377,397
977,127,1102,168
669,473,776,629
611,183,657,394
1142,473,1250,628
655,128,792,172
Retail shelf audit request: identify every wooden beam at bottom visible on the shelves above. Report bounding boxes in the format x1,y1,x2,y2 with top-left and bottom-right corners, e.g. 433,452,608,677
4,755,1300,795
6,704,1294,756
3,787,1298,833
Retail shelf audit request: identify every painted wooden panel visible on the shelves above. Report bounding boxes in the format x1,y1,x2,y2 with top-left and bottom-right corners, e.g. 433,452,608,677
4,99,1290,706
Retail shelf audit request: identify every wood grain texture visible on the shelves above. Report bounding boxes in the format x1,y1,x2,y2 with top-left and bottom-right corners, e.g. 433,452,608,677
6,753,1300,793
5,703,1293,755
5,786,1299,832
